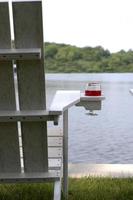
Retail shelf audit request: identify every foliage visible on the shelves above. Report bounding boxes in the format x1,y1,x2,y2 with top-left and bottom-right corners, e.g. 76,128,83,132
44,42,133,73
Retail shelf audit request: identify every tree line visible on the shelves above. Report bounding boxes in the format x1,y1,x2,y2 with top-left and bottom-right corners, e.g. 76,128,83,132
44,42,133,73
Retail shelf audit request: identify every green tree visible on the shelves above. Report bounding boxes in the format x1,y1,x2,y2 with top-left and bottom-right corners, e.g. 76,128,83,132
44,42,133,73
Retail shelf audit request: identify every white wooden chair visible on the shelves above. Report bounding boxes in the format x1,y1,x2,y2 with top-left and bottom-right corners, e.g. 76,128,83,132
0,1,65,199
0,1,105,199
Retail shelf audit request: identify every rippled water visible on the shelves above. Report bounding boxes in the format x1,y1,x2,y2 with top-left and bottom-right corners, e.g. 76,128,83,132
46,73,133,164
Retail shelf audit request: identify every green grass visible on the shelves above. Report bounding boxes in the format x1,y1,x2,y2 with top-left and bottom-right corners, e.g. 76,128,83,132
0,178,133,200
0,183,53,200
69,177,133,200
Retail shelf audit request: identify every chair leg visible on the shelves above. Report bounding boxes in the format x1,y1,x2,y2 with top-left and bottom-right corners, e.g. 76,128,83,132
63,110,68,199
54,180,61,200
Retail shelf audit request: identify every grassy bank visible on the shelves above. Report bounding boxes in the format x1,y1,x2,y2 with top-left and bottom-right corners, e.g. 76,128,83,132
0,177,133,200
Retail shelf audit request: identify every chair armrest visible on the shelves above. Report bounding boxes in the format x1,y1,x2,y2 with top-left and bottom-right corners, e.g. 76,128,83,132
49,90,81,114
49,90,105,113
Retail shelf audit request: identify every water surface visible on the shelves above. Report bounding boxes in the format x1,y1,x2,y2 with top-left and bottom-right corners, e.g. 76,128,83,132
46,73,133,164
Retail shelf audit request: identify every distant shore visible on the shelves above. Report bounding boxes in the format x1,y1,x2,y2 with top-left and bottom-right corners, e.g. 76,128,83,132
45,42,133,73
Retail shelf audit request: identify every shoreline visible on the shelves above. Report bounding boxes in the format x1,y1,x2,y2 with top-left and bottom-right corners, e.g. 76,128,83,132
68,164,133,178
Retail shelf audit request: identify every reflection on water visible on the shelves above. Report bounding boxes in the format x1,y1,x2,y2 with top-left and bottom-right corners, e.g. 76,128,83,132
46,73,133,164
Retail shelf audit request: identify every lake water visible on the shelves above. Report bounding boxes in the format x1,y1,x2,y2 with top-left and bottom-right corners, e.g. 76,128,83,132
46,73,133,164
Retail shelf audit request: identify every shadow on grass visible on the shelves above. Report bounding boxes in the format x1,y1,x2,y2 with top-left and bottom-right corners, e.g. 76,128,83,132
0,183,53,200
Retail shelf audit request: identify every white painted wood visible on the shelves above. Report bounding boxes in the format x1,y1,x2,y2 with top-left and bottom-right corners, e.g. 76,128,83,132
80,92,105,101
50,90,80,113
0,48,41,60
50,90,105,114
21,122,48,172
0,110,59,122
0,2,21,173
13,1,48,172
0,2,11,49
48,137,63,147
0,2,63,199
63,110,68,198
48,147,62,158
77,101,102,110
76,93,105,110
49,159,62,170
48,128,63,137
12,0,41,2
20,134,63,158
13,1,46,109
0,1,9,2
0,171,60,183
54,181,61,200
0,110,49,116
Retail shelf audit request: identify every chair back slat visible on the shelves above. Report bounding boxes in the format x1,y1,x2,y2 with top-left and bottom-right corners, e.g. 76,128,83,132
13,1,48,172
0,2,21,172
